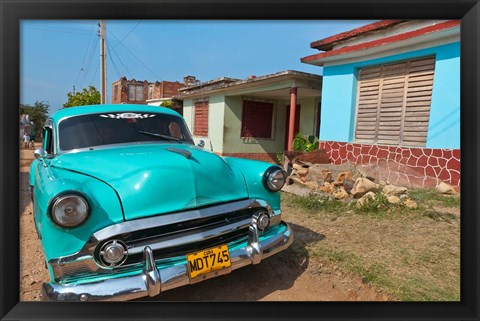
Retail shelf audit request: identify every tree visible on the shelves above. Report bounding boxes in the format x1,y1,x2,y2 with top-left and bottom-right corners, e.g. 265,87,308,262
63,85,100,108
159,100,173,108
20,101,50,138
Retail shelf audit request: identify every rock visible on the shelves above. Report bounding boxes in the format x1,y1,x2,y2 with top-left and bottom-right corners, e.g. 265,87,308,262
351,177,380,198
356,192,376,208
333,171,352,186
383,184,408,196
306,166,333,186
386,195,401,204
343,178,355,194
365,176,376,182
319,183,335,194
399,194,407,200
304,181,319,190
404,198,418,209
436,182,457,195
333,187,349,200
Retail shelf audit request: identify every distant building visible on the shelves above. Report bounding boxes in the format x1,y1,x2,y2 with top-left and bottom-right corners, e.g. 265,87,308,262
301,20,460,188
111,77,185,114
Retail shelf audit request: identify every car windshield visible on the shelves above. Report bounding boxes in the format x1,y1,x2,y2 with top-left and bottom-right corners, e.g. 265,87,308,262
58,112,194,151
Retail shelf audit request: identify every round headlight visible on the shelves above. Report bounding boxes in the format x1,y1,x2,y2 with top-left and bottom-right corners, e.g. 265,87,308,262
263,167,286,192
50,193,89,228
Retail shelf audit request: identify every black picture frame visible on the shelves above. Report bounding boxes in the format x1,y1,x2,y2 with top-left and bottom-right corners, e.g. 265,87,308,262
1,0,478,320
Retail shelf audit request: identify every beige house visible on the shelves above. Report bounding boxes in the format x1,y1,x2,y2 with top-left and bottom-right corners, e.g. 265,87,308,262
176,70,322,162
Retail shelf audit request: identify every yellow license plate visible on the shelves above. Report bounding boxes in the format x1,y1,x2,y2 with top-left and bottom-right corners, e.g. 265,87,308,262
187,244,231,279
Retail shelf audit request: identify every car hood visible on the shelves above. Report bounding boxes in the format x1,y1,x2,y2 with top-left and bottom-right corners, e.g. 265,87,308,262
50,143,249,221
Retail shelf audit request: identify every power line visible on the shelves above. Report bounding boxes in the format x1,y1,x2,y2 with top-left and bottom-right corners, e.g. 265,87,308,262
79,36,99,89
113,21,142,48
107,29,162,80
75,23,96,86
106,38,133,79
105,39,122,79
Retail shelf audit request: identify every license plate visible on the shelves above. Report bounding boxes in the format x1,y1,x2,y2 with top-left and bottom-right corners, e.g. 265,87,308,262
187,244,231,279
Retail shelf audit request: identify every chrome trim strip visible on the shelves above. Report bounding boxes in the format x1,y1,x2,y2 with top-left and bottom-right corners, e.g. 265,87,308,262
49,198,280,280
41,221,293,301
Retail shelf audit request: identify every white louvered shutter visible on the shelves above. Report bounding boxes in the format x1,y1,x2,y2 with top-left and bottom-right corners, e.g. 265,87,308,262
355,56,435,147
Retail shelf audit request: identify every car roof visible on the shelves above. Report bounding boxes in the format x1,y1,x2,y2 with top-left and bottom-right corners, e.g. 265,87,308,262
49,104,181,123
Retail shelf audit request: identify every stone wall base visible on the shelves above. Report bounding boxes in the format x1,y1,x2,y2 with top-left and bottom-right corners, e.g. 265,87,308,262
319,141,460,189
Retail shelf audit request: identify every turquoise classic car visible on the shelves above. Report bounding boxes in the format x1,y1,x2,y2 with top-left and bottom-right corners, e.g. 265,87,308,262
30,104,293,301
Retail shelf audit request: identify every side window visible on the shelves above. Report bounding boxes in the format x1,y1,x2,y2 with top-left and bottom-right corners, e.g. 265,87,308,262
43,127,54,154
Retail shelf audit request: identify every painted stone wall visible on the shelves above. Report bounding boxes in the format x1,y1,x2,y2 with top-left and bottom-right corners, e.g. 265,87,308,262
319,141,460,189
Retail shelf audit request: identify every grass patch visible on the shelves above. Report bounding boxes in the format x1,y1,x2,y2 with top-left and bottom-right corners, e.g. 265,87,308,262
310,245,459,301
409,189,460,208
282,192,351,219
282,189,460,301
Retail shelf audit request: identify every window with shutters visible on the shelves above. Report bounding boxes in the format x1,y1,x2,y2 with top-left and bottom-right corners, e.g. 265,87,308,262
354,56,435,147
194,101,209,137
128,84,144,101
241,100,274,138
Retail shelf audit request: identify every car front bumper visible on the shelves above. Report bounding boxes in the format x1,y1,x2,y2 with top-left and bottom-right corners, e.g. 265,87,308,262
41,221,293,301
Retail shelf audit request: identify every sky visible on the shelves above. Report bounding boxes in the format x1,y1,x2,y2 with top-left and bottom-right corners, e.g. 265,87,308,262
20,20,375,113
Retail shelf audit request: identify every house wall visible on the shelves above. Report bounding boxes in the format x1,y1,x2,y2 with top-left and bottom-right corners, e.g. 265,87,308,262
318,42,460,188
278,96,320,138
320,41,460,148
183,96,225,153
223,96,284,156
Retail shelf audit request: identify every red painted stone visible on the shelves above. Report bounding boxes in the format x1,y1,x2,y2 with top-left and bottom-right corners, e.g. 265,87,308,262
377,149,389,159
353,146,361,155
437,157,447,168
450,170,460,187
369,145,379,156
360,145,370,155
447,158,461,172
402,149,410,157
452,149,460,160
331,150,339,161
425,166,436,177
442,150,453,159
428,157,439,167
411,148,423,158
339,146,347,159
423,148,432,157
438,168,451,182
432,149,443,157
416,155,428,167
346,144,353,152
407,156,417,166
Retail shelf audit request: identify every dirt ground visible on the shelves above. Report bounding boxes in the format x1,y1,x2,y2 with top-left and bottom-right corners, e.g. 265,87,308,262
19,149,389,301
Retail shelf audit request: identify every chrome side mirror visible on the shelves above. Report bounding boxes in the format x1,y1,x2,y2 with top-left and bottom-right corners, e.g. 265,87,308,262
197,140,205,148
34,148,48,167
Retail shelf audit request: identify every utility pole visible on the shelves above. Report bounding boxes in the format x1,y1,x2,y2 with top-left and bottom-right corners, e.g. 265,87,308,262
99,20,107,104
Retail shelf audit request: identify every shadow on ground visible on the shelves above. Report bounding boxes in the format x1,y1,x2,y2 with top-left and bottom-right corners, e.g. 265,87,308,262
137,222,325,301
20,172,31,215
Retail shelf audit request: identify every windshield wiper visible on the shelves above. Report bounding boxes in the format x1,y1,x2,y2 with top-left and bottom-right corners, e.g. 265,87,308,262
139,131,183,143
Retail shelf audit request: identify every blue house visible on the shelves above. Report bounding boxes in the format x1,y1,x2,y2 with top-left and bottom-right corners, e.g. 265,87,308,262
301,20,460,189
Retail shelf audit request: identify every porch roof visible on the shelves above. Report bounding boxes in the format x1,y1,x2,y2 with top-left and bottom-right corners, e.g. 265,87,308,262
175,70,322,100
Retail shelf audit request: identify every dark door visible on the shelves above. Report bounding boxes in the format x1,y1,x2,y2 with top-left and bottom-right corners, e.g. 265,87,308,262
284,104,301,150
